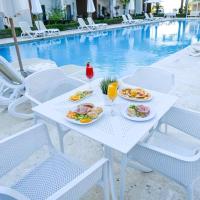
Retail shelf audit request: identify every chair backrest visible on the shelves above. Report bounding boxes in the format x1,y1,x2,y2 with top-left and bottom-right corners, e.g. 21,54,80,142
25,68,72,104
123,67,175,93
19,21,32,33
78,18,87,27
127,14,133,21
122,15,128,22
0,56,23,84
145,13,150,19
0,123,52,177
35,20,46,31
87,17,94,25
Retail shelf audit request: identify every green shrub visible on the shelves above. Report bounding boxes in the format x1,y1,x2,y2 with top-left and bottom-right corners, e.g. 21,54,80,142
48,9,65,21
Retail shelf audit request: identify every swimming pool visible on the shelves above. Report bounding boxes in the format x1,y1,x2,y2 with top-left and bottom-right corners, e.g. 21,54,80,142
0,20,200,76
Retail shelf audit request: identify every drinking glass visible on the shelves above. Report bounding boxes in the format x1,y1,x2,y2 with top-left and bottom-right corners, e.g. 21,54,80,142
107,83,118,116
86,63,94,89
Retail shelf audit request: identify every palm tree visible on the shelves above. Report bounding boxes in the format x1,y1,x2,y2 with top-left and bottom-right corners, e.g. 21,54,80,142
120,0,130,14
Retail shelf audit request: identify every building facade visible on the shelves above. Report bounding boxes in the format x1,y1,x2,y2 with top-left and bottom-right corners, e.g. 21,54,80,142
191,0,200,12
40,0,144,20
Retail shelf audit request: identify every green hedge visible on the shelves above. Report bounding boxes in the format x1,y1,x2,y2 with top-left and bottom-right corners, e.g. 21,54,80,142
46,22,78,31
0,28,21,39
176,13,186,18
154,14,164,17
95,17,122,24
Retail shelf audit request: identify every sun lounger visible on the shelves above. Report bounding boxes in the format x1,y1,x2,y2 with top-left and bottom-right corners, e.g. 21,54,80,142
164,12,176,18
149,13,163,21
145,13,153,21
189,43,200,56
19,21,46,38
0,56,30,118
0,56,58,119
87,17,107,29
122,15,132,24
35,20,60,36
126,14,141,24
78,18,93,31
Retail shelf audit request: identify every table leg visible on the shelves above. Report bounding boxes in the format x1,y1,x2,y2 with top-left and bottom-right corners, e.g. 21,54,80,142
56,123,70,153
104,146,117,200
120,154,128,200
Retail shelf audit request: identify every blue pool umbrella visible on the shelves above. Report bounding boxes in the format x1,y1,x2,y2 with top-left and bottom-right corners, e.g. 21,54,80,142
0,0,30,75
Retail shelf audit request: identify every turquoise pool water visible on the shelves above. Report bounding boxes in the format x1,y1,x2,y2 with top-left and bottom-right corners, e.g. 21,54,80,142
0,20,200,76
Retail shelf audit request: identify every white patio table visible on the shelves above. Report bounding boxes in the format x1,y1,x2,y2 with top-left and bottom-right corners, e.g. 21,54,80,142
33,79,177,200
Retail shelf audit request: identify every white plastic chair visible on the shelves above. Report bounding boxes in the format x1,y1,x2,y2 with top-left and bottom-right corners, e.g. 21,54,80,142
121,67,175,93
128,106,200,200
119,67,175,199
0,123,110,200
35,20,60,36
25,68,85,152
87,17,107,29
19,21,46,38
78,18,92,31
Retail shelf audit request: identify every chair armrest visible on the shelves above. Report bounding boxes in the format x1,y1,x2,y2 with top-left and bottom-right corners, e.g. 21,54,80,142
47,158,109,200
139,142,200,162
159,106,200,140
0,186,29,200
25,93,41,106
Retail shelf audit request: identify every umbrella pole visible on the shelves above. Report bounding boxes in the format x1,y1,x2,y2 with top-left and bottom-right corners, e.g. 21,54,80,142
28,0,34,25
9,18,25,76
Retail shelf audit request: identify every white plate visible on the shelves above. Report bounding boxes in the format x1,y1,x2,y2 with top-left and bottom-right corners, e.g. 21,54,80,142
122,107,156,122
68,91,93,102
65,105,104,125
118,90,152,102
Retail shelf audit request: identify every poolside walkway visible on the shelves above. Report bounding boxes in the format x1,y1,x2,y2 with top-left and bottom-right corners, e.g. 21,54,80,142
1,46,200,200
0,18,179,45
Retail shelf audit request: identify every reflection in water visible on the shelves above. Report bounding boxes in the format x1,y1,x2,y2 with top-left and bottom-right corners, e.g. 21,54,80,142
0,20,200,76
